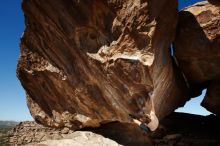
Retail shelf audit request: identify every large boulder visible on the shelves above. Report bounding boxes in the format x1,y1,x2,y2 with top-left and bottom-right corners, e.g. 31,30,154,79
17,0,188,129
174,1,220,115
28,134,122,146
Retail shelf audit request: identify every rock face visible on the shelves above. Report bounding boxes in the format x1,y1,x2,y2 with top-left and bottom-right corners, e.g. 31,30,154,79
9,121,152,146
30,134,122,146
10,113,220,146
174,1,220,115
17,0,188,129
208,0,220,6
151,112,220,146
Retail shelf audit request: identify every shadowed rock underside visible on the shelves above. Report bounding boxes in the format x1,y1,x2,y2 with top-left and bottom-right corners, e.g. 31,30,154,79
174,1,220,116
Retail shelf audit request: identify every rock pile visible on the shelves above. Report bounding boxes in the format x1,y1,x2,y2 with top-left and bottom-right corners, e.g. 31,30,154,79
9,121,152,146
9,112,220,146
9,121,73,145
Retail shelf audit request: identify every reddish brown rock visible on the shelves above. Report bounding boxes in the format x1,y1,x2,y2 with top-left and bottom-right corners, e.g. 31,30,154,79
174,1,220,115
17,0,188,129
202,80,220,115
208,0,220,6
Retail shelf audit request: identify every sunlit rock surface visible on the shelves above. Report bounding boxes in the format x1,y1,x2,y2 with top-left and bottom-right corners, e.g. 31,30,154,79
174,1,220,115
17,0,188,129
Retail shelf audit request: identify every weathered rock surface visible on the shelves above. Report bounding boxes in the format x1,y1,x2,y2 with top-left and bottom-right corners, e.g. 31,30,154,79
26,132,123,146
208,0,220,6
151,112,220,146
9,113,220,146
174,1,220,115
9,121,72,145
9,121,152,146
17,0,188,129
29,135,122,146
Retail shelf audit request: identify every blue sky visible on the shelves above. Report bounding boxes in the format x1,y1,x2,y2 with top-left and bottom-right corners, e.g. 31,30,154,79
178,0,205,10
0,0,32,121
0,0,209,121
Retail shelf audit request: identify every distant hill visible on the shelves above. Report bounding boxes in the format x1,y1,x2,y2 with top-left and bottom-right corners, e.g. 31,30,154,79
0,121,19,146
0,121,19,128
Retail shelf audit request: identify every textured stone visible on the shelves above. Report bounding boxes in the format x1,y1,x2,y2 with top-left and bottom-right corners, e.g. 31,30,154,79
10,113,220,146
152,112,220,146
9,121,66,145
10,121,152,146
32,132,123,146
17,0,188,129
174,1,220,115
208,0,220,6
